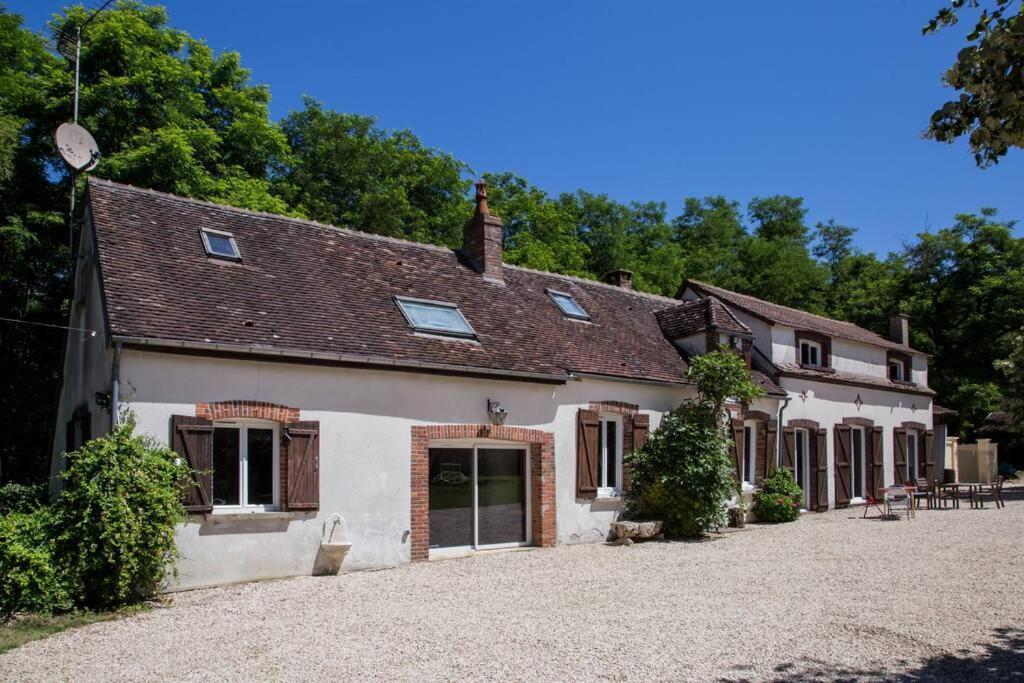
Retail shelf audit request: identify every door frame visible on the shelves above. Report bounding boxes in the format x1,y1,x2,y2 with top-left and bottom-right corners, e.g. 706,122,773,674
427,439,532,558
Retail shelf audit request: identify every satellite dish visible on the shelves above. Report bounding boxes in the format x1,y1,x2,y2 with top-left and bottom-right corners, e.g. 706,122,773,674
55,122,100,173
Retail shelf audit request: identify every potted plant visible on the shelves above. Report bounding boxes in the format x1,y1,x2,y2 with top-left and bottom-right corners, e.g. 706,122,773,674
728,480,747,528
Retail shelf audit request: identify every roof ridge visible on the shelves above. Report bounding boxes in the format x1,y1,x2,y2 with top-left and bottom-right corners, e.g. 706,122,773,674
688,278,872,331
87,177,455,255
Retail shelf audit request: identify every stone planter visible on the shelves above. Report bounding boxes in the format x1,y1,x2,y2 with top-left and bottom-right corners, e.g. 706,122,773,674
609,520,664,545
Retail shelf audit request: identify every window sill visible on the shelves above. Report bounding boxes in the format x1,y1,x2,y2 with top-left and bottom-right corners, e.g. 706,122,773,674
596,489,626,501
202,511,295,522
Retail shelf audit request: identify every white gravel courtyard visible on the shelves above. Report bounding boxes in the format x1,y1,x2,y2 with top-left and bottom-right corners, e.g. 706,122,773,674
3,492,1024,682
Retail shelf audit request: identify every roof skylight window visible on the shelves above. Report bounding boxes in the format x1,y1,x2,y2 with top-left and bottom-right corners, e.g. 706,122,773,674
394,296,475,338
547,289,589,320
200,228,241,260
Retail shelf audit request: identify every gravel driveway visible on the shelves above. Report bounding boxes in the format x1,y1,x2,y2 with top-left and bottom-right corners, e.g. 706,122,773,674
3,492,1024,682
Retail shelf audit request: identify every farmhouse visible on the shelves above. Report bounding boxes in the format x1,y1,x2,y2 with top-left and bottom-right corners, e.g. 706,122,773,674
52,178,934,589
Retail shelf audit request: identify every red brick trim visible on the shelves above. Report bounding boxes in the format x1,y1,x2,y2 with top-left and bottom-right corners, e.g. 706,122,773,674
900,421,928,431
742,410,774,422
786,419,820,429
410,424,555,562
842,417,875,428
196,400,300,424
589,401,638,415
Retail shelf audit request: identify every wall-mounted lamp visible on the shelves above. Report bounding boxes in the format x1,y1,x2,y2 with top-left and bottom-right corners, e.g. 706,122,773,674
486,399,508,426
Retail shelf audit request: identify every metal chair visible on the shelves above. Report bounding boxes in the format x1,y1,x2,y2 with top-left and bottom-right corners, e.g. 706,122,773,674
976,476,1005,509
885,487,913,520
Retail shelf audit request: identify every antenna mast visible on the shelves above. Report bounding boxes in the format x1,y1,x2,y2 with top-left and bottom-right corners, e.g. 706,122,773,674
51,0,114,257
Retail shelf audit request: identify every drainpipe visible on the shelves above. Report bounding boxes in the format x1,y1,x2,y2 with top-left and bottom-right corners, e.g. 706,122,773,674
775,394,792,470
110,341,122,430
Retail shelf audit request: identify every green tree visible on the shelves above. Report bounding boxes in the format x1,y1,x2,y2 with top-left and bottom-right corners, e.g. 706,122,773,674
923,1,1024,166
626,351,763,537
481,172,590,277
275,98,471,245
672,196,748,290
0,2,294,483
995,329,1024,431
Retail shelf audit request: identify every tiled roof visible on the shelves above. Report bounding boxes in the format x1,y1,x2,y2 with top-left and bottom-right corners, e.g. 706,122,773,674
87,179,693,385
685,279,923,354
775,363,935,396
655,297,751,339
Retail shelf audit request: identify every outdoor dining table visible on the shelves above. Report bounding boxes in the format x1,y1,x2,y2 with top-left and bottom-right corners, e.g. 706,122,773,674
936,481,984,509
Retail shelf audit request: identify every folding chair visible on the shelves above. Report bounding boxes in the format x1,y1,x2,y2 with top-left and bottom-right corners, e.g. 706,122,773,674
862,488,887,519
885,487,913,520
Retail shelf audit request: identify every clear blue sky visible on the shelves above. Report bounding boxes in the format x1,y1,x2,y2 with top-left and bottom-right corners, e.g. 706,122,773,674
12,0,1023,255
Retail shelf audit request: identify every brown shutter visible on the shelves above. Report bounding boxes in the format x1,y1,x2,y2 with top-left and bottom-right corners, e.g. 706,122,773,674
286,421,320,510
781,428,796,473
869,426,884,499
893,428,908,486
171,415,214,513
764,420,778,480
833,424,852,507
576,409,600,499
923,430,935,483
623,413,649,493
814,429,829,511
730,419,744,483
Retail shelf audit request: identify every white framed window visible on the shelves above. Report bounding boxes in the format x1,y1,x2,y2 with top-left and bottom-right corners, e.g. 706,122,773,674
200,228,241,260
742,420,757,486
850,427,866,500
889,360,904,381
546,289,590,320
794,429,809,509
799,340,822,367
597,414,623,496
211,420,279,511
394,296,476,338
907,430,919,481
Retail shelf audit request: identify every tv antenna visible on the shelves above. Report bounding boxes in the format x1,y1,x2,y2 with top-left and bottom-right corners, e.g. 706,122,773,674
50,0,114,256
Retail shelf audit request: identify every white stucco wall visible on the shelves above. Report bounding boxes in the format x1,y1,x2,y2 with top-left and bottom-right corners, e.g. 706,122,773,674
50,215,114,492
780,377,933,508
117,350,698,589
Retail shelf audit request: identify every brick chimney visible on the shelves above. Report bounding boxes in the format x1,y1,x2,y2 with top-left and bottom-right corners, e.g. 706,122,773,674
604,269,633,289
463,180,504,283
889,313,909,346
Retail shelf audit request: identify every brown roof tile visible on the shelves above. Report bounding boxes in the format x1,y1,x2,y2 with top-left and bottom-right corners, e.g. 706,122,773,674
656,297,751,339
775,363,935,396
685,279,923,354
87,179,693,385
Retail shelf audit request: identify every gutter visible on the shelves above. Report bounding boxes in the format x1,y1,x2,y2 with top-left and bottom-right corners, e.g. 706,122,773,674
111,335,568,385
567,370,691,388
775,394,791,471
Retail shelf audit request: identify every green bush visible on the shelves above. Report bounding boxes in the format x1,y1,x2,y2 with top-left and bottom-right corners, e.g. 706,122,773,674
753,468,803,523
50,419,188,610
0,510,70,622
0,483,45,516
626,351,764,538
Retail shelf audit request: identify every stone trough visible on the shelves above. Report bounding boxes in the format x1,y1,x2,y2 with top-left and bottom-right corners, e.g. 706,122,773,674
609,520,664,545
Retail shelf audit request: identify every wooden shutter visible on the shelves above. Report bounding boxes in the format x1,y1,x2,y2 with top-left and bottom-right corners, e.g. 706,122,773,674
286,421,320,510
814,429,829,511
923,430,935,483
171,415,214,513
623,413,649,493
893,428,908,486
576,409,600,499
730,419,744,483
764,420,778,481
781,428,796,473
869,426,884,499
833,424,852,507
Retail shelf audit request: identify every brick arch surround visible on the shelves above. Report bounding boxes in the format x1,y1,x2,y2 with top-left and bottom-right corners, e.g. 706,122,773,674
196,400,300,424
410,424,555,562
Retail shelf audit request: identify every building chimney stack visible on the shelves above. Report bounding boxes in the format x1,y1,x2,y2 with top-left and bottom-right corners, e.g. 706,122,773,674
889,313,909,346
604,269,633,290
462,180,504,283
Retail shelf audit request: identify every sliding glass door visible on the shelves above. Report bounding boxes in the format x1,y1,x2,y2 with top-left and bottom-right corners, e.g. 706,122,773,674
428,445,529,552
